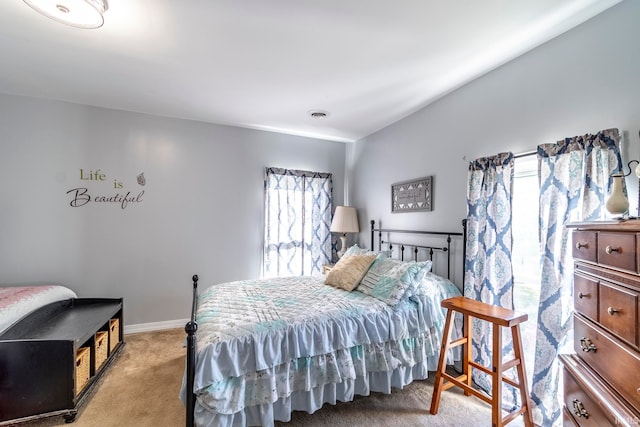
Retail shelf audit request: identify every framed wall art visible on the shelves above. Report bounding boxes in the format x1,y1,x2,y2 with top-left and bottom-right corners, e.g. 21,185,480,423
391,176,432,213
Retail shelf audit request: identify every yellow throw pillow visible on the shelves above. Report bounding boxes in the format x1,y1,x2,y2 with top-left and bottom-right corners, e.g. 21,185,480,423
325,253,378,291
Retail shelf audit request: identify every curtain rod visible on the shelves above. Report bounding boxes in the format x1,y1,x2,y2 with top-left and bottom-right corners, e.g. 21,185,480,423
514,150,536,159
512,128,628,160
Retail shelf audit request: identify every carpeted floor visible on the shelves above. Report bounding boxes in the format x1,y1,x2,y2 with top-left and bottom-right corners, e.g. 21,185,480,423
18,328,186,427
15,328,524,427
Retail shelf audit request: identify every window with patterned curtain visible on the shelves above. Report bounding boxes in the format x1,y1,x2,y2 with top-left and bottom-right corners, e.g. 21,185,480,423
263,167,333,277
531,128,623,427
464,152,520,412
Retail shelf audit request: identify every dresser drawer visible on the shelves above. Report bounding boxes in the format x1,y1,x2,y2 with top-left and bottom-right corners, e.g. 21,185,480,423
574,273,598,322
599,280,639,347
573,231,597,263
560,353,640,426
573,315,640,409
597,232,637,273
563,365,611,426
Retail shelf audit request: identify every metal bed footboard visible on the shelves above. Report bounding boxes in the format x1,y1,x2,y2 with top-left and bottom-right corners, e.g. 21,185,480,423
185,275,198,427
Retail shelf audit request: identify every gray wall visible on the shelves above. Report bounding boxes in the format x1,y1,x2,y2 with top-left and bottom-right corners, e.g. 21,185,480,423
0,94,346,327
350,0,640,286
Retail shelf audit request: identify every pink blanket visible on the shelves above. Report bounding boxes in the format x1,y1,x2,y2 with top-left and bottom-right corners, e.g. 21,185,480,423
0,285,77,334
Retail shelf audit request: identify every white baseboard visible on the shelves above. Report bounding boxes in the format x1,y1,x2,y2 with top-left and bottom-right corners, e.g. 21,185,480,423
124,318,189,335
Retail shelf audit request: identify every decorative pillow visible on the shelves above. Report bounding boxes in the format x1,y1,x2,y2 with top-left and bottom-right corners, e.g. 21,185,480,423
325,253,378,291
343,244,391,260
404,260,433,297
343,244,377,257
357,258,431,307
411,272,461,300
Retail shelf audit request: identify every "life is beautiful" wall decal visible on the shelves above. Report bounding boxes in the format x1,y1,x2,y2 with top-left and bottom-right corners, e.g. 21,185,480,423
66,169,146,209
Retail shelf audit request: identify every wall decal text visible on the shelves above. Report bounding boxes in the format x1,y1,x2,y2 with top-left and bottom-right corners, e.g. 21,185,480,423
67,168,145,209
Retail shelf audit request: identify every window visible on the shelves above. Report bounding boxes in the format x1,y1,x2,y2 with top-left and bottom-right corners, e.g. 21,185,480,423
263,167,332,277
512,155,542,388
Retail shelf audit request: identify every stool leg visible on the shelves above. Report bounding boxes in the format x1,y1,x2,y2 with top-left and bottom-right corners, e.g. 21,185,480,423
429,308,455,415
493,323,503,427
463,313,472,396
511,324,534,427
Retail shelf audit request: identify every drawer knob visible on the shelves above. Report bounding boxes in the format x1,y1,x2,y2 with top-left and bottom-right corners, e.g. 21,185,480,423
578,292,590,299
607,307,620,316
572,399,589,419
605,245,620,254
575,242,588,250
580,337,597,352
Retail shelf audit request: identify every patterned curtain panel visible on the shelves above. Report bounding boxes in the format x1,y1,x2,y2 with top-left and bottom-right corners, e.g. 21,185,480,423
532,128,622,426
464,152,519,410
263,167,332,277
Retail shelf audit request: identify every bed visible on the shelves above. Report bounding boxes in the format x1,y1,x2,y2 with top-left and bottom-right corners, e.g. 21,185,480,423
182,220,466,427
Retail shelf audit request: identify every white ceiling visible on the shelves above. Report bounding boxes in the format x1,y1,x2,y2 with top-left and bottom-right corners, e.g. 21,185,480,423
0,0,623,142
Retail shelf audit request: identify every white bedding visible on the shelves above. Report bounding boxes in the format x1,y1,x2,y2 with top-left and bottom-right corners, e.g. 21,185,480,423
183,273,462,426
0,285,78,334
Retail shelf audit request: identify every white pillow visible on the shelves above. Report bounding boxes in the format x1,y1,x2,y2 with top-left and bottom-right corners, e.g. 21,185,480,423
357,257,431,307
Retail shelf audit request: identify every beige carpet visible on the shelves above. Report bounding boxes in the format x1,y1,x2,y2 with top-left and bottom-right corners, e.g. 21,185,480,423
17,328,524,427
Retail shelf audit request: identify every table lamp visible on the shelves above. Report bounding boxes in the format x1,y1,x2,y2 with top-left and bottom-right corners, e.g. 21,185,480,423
330,206,359,258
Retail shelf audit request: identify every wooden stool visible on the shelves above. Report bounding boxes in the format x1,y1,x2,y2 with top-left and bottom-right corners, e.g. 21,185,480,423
429,296,534,427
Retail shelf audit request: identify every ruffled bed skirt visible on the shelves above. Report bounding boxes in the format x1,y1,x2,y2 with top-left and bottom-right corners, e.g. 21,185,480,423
194,360,435,427
191,331,461,427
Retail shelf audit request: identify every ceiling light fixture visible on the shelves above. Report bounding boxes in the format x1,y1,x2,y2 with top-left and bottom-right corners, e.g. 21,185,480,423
23,0,109,29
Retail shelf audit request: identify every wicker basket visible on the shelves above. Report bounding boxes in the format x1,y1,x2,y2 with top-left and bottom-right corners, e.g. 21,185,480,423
109,318,120,352
75,347,91,394
94,331,108,371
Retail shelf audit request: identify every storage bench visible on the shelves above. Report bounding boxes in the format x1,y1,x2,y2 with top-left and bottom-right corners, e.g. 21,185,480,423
0,298,124,424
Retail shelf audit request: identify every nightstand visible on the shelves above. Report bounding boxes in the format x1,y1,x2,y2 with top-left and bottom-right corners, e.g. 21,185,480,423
322,264,335,275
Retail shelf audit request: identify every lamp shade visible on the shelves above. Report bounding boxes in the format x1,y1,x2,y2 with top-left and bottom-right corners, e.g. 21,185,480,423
24,0,108,29
330,206,359,234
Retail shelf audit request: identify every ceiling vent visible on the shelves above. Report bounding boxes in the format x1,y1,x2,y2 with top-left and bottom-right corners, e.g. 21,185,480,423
309,110,329,119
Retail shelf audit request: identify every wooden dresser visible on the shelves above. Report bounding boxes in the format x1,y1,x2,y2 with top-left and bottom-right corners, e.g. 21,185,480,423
562,221,640,426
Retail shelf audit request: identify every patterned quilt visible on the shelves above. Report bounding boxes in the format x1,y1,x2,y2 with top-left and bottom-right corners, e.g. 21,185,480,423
0,285,77,334
191,274,460,418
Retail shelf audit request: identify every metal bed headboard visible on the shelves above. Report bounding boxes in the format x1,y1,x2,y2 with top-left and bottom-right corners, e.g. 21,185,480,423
370,219,467,280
